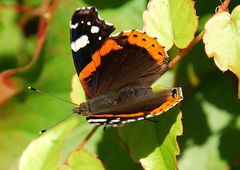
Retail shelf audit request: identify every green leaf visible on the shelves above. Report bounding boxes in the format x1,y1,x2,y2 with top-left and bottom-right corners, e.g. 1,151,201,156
19,119,78,170
203,5,240,98
59,150,105,170
143,0,198,50
118,108,182,170
179,135,228,170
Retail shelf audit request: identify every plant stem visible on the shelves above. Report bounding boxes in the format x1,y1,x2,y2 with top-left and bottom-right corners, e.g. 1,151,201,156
76,126,100,151
168,30,205,69
217,0,231,13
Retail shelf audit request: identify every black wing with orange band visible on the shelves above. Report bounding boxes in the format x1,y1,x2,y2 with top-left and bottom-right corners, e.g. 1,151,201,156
70,7,115,76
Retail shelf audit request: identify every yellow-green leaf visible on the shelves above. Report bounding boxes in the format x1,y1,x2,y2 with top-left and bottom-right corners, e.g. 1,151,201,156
19,119,78,170
59,150,105,170
143,0,198,50
70,74,86,104
203,5,240,97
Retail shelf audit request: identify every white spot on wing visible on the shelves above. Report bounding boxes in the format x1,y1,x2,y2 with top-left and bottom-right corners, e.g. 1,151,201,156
71,35,89,52
178,87,183,98
70,22,79,29
81,21,84,24
137,117,144,121
87,21,91,25
91,123,101,125
146,114,153,118
112,124,119,127
91,26,99,33
122,119,136,124
110,119,121,123
98,36,102,40
126,119,136,122
88,119,107,123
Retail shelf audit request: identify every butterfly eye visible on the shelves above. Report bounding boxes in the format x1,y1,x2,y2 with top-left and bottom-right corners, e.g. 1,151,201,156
72,103,90,116
80,103,89,112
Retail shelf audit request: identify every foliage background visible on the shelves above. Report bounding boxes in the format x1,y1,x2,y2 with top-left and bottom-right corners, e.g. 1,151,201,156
0,0,240,169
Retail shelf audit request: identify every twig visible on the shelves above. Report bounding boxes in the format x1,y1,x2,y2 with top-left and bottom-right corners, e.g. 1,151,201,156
32,0,59,64
10,0,59,72
168,30,205,69
217,0,231,13
76,126,100,151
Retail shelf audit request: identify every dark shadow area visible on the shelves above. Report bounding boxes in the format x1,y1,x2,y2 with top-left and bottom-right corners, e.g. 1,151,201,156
97,127,142,170
195,0,221,17
23,17,40,37
178,89,211,149
176,42,214,149
175,42,217,96
195,0,239,17
219,125,240,169
0,55,18,72
201,72,240,116
83,0,132,9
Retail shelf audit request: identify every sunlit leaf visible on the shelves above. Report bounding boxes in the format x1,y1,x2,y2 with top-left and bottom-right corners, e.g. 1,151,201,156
143,0,198,50
70,74,86,105
179,135,228,170
203,5,240,97
19,119,78,170
59,150,105,170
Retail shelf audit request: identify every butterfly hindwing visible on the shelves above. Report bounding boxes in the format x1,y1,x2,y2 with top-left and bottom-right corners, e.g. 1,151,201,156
85,87,183,126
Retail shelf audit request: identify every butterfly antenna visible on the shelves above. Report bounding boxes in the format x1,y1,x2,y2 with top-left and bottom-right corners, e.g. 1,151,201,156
39,112,76,134
28,86,78,106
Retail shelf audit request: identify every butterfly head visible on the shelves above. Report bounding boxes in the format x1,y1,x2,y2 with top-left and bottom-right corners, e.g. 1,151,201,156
72,102,90,116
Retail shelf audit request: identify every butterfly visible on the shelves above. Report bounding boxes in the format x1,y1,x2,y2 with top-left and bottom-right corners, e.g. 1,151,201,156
70,7,183,126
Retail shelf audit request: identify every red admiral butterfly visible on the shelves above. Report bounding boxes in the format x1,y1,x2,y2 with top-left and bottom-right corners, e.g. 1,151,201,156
70,7,183,126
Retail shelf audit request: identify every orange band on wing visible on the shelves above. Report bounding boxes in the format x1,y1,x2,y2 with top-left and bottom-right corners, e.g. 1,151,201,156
120,30,167,65
79,39,122,97
150,89,183,115
89,111,145,118
80,39,122,80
